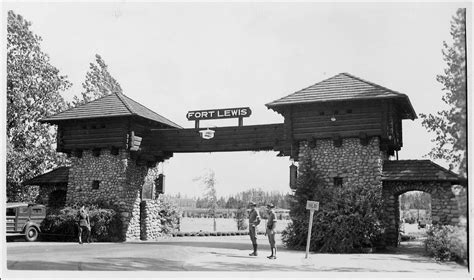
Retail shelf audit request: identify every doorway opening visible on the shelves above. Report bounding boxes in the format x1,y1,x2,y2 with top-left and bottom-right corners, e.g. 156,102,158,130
398,191,432,250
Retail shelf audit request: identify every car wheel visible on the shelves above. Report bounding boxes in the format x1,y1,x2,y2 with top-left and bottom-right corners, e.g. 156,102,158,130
25,226,39,242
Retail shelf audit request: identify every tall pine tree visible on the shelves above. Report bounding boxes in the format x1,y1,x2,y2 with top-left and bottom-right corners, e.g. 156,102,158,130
420,8,467,177
7,10,71,201
72,54,122,106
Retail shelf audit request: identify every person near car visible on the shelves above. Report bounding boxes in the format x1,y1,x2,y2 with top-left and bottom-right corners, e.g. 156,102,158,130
77,206,91,244
266,203,277,259
248,201,261,256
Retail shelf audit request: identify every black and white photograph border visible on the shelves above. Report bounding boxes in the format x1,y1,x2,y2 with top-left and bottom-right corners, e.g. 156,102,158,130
1,1,472,280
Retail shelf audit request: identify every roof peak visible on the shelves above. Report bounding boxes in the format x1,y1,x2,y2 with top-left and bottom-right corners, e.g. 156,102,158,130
383,159,460,182
266,72,417,119
41,92,182,128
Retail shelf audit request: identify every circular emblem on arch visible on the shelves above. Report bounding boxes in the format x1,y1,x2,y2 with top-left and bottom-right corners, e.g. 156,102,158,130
199,128,215,139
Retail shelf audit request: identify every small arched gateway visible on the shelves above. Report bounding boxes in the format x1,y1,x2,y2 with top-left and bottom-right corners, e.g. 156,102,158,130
22,166,69,208
382,160,461,246
34,72,462,242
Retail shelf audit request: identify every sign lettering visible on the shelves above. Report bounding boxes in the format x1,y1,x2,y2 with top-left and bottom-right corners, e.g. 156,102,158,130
187,107,252,121
306,200,319,211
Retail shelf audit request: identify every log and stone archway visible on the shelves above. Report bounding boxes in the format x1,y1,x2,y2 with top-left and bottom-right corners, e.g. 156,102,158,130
33,72,462,242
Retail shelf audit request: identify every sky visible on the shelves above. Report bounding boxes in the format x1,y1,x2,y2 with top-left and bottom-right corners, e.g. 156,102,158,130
4,1,470,198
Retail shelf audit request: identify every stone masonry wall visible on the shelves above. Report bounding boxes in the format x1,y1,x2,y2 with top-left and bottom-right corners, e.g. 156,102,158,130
382,181,460,246
140,200,165,240
66,149,160,241
298,137,386,190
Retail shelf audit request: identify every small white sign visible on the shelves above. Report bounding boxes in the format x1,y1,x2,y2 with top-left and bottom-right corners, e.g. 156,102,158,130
306,200,319,211
199,128,215,139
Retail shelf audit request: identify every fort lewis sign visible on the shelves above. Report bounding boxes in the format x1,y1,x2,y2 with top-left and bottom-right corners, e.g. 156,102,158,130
187,107,252,128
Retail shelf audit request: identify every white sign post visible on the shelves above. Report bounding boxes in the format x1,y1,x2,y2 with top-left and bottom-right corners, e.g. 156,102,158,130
305,200,319,259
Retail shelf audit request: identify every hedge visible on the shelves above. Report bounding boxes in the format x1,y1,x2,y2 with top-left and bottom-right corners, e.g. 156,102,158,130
40,206,122,242
170,230,279,237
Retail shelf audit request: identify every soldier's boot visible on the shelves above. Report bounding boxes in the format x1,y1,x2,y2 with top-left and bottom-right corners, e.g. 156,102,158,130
267,248,275,259
249,244,257,256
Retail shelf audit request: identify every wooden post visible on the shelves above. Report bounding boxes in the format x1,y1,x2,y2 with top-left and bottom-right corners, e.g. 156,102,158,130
238,117,243,127
195,120,200,129
305,209,314,259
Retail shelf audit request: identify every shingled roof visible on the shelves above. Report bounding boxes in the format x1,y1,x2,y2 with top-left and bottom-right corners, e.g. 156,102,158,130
382,160,460,183
41,93,182,128
23,167,69,186
266,73,417,120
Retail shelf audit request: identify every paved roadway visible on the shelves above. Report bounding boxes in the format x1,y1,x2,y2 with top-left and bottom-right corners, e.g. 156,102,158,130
4,234,470,278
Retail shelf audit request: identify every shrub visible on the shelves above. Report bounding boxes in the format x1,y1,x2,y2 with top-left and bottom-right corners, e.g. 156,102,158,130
40,206,122,242
156,196,182,235
425,225,467,262
40,210,77,242
235,203,248,230
281,153,383,253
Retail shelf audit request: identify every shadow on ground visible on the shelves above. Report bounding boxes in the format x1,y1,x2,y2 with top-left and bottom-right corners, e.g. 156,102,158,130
129,241,279,251
8,257,186,271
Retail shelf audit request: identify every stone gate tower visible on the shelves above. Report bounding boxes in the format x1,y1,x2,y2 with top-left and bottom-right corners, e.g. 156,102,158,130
266,73,417,185
266,73,461,246
40,93,179,240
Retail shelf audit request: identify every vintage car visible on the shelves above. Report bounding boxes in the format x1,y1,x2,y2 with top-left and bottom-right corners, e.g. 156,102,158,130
6,203,46,242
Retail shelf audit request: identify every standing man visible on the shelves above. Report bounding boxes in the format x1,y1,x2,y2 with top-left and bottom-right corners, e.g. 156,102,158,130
77,206,91,244
248,202,261,256
266,203,277,259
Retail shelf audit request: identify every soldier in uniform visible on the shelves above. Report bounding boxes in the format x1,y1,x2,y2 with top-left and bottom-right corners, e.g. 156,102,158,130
266,203,277,259
77,206,91,244
248,202,261,256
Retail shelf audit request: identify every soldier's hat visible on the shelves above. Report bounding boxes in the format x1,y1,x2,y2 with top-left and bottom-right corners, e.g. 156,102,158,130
266,203,275,209
249,202,257,207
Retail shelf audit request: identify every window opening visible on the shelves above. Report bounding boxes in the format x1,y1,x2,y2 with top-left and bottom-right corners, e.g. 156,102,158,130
92,148,101,157
92,180,100,190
